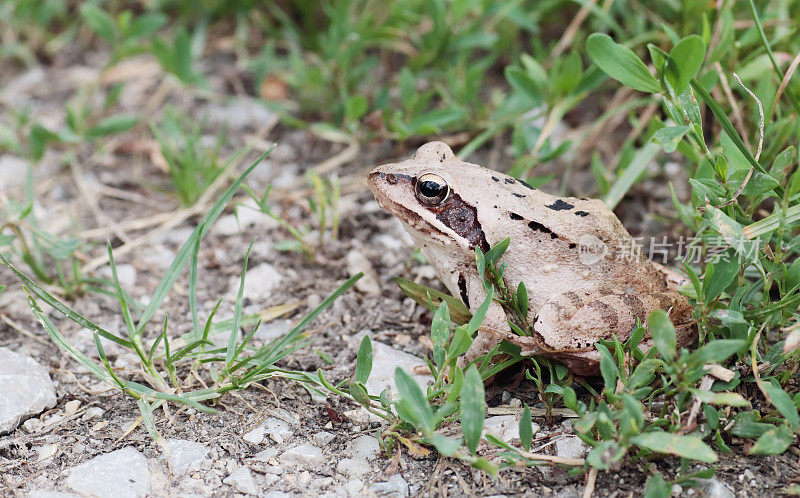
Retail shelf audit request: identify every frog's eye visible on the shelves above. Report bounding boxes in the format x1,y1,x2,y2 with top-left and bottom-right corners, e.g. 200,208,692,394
415,173,449,205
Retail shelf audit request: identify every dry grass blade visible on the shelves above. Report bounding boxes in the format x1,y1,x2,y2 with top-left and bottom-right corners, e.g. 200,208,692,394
771,50,800,120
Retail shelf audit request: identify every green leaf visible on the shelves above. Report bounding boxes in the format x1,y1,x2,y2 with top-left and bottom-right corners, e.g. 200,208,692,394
703,257,739,301
348,381,370,406
460,365,485,454
725,170,780,197
648,310,676,360
431,301,450,368
484,238,510,265
79,4,117,42
631,431,717,462
749,424,793,455
586,33,660,93
394,277,472,325
86,114,139,138
643,472,671,498
395,367,434,434
762,382,800,431
666,35,705,95
516,281,528,320
703,206,758,263
505,67,543,103
355,335,373,384
687,339,744,366
597,343,619,392
652,125,690,153
690,389,750,407
345,95,368,122
603,142,661,210
429,434,461,456
519,404,533,451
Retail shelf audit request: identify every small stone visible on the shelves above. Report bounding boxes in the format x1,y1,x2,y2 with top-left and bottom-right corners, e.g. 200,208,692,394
27,491,80,498
34,443,59,463
204,97,274,131
64,400,81,417
344,479,364,495
343,409,372,426
555,436,588,460
251,448,280,463
349,435,380,461
743,469,755,481
166,439,209,476
23,418,44,433
255,319,292,342
297,470,311,486
337,457,371,477
346,250,381,295
65,447,149,498
0,347,57,434
483,415,523,442
672,484,683,496
0,155,29,190
280,443,324,467
228,263,284,302
365,341,433,399
243,425,266,445
223,466,257,495
372,474,409,497
82,407,104,421
264,417,292,443
313,431,335,446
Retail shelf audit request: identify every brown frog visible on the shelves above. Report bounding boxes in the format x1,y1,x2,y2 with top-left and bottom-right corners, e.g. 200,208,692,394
368,142,695,375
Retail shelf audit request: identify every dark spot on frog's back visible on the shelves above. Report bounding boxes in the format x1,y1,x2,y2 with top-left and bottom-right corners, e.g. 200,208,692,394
491,176,500,182
575,210,589,217
509,213,523,220
546,199,574,211
519,179,535,190
504,178,515,184
512,193,525,198
528,220,558,239
457,274,470,308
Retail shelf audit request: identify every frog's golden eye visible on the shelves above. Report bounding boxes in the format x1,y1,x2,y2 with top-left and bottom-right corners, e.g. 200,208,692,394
415,173,449,205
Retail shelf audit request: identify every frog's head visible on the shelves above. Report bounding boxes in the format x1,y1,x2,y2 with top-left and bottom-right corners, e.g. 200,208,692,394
368,141,490,252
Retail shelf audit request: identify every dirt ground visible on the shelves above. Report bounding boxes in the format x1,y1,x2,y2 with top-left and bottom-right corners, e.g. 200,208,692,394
0,48,798,498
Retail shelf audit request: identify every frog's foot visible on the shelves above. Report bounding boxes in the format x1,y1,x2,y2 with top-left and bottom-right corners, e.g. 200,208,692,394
533,289,694,353
651,262,691,291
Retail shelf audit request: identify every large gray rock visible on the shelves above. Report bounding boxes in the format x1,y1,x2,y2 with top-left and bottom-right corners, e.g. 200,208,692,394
0,347,57,434
365,341,432,398
65,447,150,498
165,438,209,476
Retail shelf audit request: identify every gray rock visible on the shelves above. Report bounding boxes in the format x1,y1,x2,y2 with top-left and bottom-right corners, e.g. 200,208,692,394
223,466,258,495
228,262,284,302
264,417,292,444
255,319,292,343
337,457,371,477
166,439,209,475
27,491,80,498
555,436,588,460
82,407,105,421
483,415,523,442
313,431,335,447
65,447,149,498
365,341,433,399
344,479,364,495
0,155,29,191
262,492,292,498
0,347,57,434
348,435,380,461
346,250,381,295
280,443,324,467
697,479,735,498
372,474,409,497
203,98,274,131
251,447,280,463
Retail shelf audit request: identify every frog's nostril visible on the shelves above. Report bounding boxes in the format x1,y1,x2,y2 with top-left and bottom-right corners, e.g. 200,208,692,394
386,173,397,184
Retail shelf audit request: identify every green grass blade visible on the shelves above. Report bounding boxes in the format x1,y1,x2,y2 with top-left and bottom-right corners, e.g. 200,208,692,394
4,256,133,348
226,239,255,367
603,142,661,210
135,149,272,336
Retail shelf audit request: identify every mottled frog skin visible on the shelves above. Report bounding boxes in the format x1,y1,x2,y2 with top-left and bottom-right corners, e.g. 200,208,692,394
368,142,695,375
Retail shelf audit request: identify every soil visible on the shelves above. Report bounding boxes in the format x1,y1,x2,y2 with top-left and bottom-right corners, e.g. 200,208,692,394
0,48,798,498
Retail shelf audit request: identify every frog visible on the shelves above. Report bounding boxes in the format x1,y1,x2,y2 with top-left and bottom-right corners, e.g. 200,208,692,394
367,141,696,375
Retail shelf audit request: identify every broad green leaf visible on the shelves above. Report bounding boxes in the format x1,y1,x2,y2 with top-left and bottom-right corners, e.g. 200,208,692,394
505,67,543,103
666,35,705,95
394,277,472,325
460,365,485,454
725,170,780,197
429,434,461,457
86,114,139,138
631,431,717,462
586,33,660,93
597,343,619,392
355,335,373,384
643,472,671,498
703,206,758,263
484,238,510,265
519,404,533,451
79,4,117,42
431,301,450,368
703,257,739,302
687,339,744,366
345,95,368,122
395,367,434,434
348,381,370,406
648,310,676,360
652,125,690,153
762,382,800,430
749,424,793,455
690,389,750,407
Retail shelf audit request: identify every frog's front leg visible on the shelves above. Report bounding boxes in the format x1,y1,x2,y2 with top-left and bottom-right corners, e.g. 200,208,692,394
458,273,510,367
